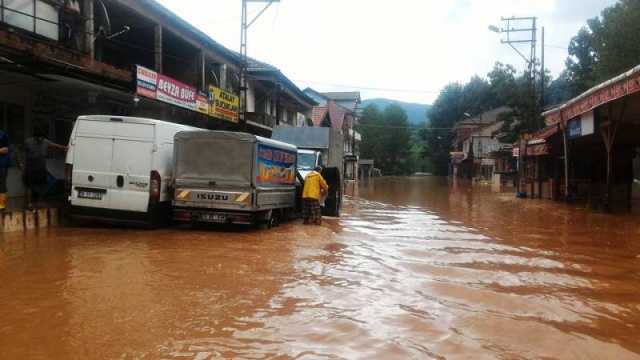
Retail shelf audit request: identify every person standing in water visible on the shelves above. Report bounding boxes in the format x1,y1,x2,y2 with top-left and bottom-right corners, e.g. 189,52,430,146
301,166,328,225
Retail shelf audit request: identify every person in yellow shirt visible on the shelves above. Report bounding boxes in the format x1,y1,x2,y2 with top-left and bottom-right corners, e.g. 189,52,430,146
302,166,329,225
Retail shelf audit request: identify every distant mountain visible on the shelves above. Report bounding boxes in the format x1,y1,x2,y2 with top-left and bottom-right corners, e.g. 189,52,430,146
360,98,431,125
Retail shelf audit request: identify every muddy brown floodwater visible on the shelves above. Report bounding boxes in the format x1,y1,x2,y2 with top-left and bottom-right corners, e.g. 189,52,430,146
2,176,640,359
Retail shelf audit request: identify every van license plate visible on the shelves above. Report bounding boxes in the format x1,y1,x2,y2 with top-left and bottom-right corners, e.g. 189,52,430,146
200,213,226,222
78,191,104,200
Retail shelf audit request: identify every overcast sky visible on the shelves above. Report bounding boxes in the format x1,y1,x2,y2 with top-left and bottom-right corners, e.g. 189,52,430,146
155,0,618,105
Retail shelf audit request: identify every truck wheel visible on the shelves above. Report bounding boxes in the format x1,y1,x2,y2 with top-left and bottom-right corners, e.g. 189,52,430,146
267,211,280,229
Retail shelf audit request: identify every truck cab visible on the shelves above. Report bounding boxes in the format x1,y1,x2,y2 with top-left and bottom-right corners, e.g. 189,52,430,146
296,149,322,179
272,126,344,218
295,148,341,217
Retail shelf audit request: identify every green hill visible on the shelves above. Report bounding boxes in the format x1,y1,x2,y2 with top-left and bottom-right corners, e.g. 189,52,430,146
360,98,431,125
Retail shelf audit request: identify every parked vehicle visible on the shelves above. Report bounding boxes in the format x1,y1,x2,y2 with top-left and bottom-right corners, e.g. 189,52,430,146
271,126,344,216
171,130,299,228
296,148,323,179
64,115,200,226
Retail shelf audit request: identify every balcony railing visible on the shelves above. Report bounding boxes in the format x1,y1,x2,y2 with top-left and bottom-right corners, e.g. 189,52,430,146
244,112,276,128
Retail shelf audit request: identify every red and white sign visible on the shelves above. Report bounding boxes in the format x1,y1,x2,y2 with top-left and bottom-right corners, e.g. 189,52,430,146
135,65,157,99
156,74,197,111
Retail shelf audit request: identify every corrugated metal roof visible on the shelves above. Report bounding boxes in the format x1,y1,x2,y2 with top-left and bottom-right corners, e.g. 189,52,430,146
271,126,333,148
542,64,640,122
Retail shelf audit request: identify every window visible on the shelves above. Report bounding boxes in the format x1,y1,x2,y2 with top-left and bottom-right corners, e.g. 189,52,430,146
255,91,266,114
286,109,293,124
2,0,60,40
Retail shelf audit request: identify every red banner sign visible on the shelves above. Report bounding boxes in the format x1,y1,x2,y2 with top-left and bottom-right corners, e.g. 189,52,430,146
545,72,640,125
156,74,197,111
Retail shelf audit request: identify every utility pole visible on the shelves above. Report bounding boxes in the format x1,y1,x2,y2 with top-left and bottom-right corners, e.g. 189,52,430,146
540,26,545,114
489,16,545,195
489,17,536,75
489,16,543,126
240,0,280,130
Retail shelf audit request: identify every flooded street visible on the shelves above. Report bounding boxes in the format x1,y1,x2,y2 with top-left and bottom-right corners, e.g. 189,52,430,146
2,176,640,359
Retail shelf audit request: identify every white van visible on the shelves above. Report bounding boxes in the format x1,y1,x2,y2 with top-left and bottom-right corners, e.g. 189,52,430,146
64,115,200,226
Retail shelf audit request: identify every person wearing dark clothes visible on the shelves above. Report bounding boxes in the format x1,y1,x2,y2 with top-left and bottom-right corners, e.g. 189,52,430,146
62,0,82,50
17,125,67,209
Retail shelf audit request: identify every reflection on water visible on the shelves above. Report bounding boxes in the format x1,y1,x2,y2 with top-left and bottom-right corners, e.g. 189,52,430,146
1,176,640,359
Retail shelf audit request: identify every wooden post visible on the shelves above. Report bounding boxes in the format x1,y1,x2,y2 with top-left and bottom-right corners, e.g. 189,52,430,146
601,101,627,212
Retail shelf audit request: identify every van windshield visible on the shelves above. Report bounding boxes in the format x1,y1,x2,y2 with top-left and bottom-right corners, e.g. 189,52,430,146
297,153,316,170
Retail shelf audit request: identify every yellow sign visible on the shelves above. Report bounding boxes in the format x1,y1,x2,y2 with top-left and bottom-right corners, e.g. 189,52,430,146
209,85,239,123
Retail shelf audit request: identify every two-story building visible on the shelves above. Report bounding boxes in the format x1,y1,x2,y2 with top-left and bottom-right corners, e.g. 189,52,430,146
0,0,315,199
450,106,512,181
303,88,361,180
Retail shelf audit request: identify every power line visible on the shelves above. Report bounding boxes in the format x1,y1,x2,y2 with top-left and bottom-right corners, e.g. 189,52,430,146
294,79,443,94
357,124,453,130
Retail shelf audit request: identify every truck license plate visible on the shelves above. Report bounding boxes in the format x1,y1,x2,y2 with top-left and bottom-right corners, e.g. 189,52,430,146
200,213,226,222
78,191,104,200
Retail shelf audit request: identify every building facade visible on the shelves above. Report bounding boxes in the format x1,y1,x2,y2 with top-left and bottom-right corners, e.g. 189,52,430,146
0,0,315,198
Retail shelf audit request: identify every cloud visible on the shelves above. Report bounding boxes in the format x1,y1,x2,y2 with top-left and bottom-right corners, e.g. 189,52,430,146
156,0,619,104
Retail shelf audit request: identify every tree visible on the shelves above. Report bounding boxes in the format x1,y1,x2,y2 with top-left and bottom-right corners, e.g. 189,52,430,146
359,103,414,175
381,103,413,175
422,82,465,175
545,69,572,108
418,0,640,173
487,62,517,107
565,27,598,96
564,0,640,96
358,104,384,162
462,75,492,113
592,0,640,80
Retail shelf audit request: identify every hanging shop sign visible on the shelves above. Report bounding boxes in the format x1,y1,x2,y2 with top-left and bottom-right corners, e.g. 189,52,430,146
135,65,157,99
156,73,197,111
195,90,209,115
527,144,548,156
135,65,197,111
566,110,595,139
135,65,240,122
450,152,464,163
209,85,239,123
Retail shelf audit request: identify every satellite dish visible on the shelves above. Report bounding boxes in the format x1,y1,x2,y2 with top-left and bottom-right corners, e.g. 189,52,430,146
93,0,111,41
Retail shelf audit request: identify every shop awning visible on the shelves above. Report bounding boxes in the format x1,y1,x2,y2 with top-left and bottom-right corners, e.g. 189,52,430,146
529,123,560,142
526,143,548,156
450,151,465,164
543,64,640,125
